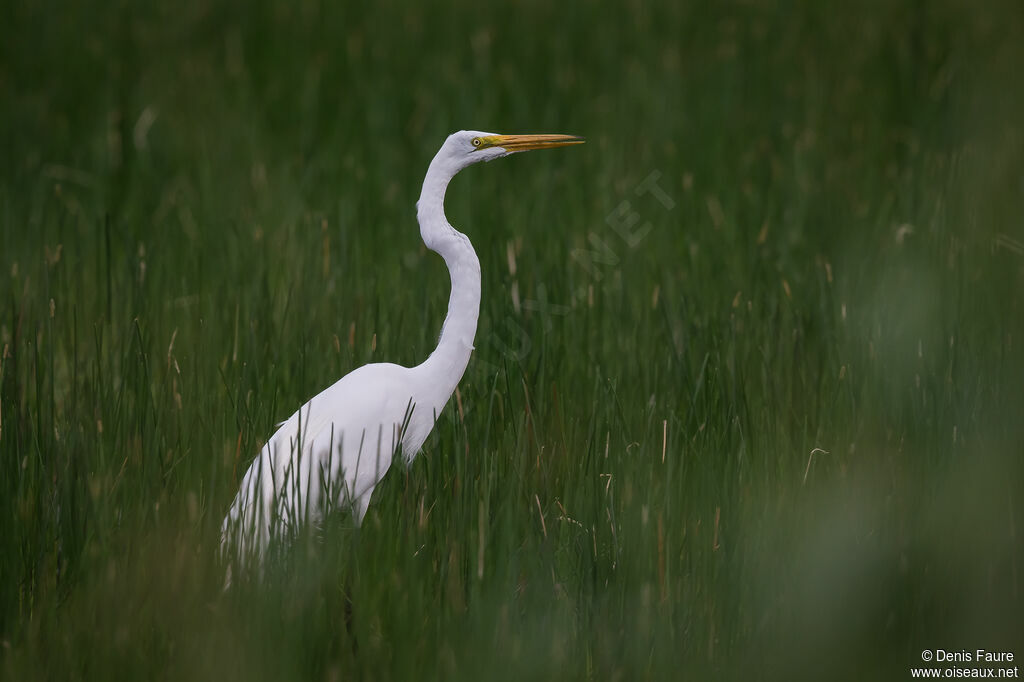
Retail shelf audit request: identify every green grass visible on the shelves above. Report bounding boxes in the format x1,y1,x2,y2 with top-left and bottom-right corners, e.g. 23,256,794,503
2,1,1023,679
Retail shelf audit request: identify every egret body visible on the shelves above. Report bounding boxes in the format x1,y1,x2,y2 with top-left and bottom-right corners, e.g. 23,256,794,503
221,131,583,565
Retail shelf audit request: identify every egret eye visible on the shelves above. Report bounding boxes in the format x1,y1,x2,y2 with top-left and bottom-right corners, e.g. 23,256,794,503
471,137,482,148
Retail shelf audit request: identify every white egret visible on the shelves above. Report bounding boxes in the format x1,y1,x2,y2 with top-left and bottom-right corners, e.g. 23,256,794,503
221,130,583,567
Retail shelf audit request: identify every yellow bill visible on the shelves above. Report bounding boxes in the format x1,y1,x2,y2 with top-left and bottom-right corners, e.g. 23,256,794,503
474,133,585,152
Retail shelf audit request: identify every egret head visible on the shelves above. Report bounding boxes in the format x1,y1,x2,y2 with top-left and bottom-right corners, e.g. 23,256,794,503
417,129,584,238
441,130,585,171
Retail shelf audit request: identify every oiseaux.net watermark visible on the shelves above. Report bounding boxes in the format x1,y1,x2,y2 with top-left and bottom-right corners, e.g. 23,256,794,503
911,649,1018,679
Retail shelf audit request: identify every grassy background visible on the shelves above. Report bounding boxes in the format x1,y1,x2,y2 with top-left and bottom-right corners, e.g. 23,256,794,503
2,0,1023,679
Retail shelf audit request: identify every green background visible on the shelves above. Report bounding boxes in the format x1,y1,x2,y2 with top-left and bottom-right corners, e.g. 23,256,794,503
2,1,1022,679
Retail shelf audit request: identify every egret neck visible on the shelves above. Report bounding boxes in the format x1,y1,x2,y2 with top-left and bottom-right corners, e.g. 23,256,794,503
414,148,482,409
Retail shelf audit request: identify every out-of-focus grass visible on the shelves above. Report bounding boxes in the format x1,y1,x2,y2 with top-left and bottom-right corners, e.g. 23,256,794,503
1,1,1022,679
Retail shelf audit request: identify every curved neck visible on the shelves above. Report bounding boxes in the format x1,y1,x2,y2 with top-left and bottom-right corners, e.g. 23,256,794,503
416,155,481,402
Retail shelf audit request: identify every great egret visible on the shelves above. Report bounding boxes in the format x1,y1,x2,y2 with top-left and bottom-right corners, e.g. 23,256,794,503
221,130,583,567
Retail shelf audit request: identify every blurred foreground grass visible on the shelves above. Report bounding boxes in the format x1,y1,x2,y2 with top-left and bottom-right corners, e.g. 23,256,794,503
1,1,1022,679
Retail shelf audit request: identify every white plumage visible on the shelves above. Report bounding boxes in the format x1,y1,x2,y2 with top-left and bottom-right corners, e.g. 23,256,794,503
221,130,583,569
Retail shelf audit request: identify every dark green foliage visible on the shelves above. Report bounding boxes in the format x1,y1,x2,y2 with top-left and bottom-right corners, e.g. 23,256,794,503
1,1,1022,679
